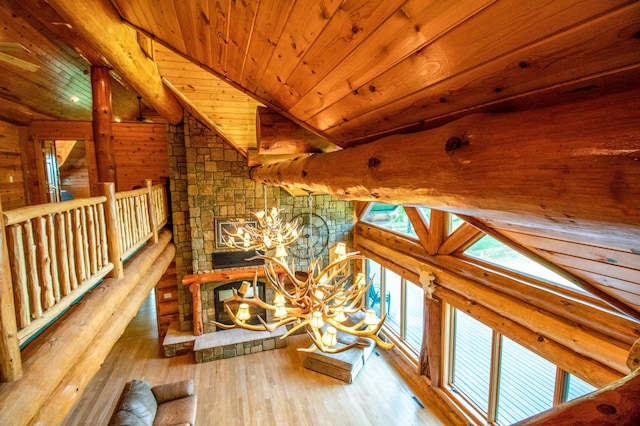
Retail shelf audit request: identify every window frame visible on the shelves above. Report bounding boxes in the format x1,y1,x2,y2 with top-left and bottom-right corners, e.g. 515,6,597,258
365,259,423,360
443,304,598,425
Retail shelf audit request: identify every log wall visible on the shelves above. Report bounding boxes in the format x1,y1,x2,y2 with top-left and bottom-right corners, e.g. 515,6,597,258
0,121,28,210
112,122,170,191
25,120,169,200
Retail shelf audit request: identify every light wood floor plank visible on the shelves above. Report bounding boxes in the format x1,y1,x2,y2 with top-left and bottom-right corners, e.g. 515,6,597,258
62,293,458,425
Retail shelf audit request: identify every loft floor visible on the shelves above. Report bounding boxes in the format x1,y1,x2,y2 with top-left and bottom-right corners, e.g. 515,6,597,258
62,292,456,426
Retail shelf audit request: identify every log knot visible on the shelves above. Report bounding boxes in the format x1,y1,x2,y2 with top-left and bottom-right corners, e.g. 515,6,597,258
368,157,381,168
596,404,617,415
444,137,468,153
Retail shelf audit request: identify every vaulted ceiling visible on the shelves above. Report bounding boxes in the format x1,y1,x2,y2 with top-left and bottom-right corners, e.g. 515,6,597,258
0,1,639,318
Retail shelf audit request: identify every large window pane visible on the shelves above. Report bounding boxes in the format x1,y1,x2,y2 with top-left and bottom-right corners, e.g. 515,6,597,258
366,259,382,318
451,310,492,414
405,281,423,352
464,235,581,291
497,337,555,425
361,203,417,238
449,214,464,235
385,269,402,334
565,374,597,402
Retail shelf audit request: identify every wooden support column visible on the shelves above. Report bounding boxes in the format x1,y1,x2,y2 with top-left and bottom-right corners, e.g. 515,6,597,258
188,283,203,336
91,66,116,185
145,179,158,244
419,295,442,387
0,197,22,382
101,182,123,278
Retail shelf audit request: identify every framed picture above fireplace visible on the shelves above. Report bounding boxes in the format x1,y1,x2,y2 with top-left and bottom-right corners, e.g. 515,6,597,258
215,217,258,249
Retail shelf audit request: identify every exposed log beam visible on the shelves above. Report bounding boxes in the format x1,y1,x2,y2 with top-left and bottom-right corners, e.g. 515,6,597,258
357,222,640,341
257,106,339,155
356,233,627,386
251,90,640,245
247,149,312,167
29,243,175,425
515,368,640,425
0,97,36,126
46,0,183,125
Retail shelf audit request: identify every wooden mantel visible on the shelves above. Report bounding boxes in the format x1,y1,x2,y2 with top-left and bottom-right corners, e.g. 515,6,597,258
182,266,285,336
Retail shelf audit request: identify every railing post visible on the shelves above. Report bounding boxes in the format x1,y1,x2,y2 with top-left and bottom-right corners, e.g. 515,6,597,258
0,196,23,382
145,179,158,244
101,183,123,278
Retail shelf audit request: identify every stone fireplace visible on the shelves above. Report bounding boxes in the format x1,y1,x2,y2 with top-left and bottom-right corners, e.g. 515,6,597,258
166,113,355,356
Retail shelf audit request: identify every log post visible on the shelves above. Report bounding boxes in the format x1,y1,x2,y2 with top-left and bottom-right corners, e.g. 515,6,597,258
145,179,158,244
101,183,123,278
419,295,442,387
91,66,117,185
627,338,640,371
0,196,22,382
188,283,203,336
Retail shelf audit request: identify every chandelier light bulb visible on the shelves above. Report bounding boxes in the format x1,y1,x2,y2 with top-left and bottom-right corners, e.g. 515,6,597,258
274,303,287,318
236,303,251,322
310,311,324,329
334,307,347,323
273,293,286,305
321,326,338,347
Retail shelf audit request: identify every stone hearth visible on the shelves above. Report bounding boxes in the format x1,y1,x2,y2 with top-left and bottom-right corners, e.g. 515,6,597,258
162,322,288,362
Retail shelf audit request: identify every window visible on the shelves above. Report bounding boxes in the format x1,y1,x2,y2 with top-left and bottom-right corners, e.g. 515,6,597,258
564,374,597,402
365,259,424,358
405,282,424,352
497,337,555,425
366,259,382,318
385,269,402,334
362,203,417,238
449,213,464,235
446,306,598,424
463,235,581,291
450,310,492,414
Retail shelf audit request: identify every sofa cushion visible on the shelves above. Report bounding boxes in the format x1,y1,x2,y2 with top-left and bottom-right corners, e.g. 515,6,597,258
151,379,195,404
110,380,158,426
153,395,198,426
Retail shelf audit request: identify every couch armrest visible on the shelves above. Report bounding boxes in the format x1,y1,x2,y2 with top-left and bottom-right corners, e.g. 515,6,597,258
151,379,195,404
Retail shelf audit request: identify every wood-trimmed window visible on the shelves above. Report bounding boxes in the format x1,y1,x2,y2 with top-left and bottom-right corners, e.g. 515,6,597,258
443,306,597,425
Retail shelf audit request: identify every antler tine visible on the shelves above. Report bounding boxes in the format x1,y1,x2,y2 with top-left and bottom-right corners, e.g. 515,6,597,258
223,304,267,331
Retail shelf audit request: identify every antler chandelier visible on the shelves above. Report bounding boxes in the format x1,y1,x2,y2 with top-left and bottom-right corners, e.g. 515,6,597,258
223,206,299,252
213,189,391,353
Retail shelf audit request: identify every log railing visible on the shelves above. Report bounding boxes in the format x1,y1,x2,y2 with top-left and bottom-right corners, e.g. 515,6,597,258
0,180,169,382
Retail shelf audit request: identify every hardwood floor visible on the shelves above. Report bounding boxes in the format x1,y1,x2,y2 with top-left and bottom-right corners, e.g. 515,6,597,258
62,292,457,426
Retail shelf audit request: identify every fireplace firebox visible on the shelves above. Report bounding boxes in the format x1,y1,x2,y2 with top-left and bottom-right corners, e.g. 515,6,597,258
214,280,266,326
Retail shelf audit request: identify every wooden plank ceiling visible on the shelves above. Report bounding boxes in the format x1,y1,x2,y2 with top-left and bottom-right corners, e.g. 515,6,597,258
110,0,640,148
0,0,638,317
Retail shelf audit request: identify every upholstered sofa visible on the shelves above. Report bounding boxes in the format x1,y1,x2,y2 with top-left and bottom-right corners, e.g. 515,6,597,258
109,379,197,426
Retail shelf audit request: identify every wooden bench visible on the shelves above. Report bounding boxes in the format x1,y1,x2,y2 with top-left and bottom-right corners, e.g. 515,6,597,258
304,337,376,383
